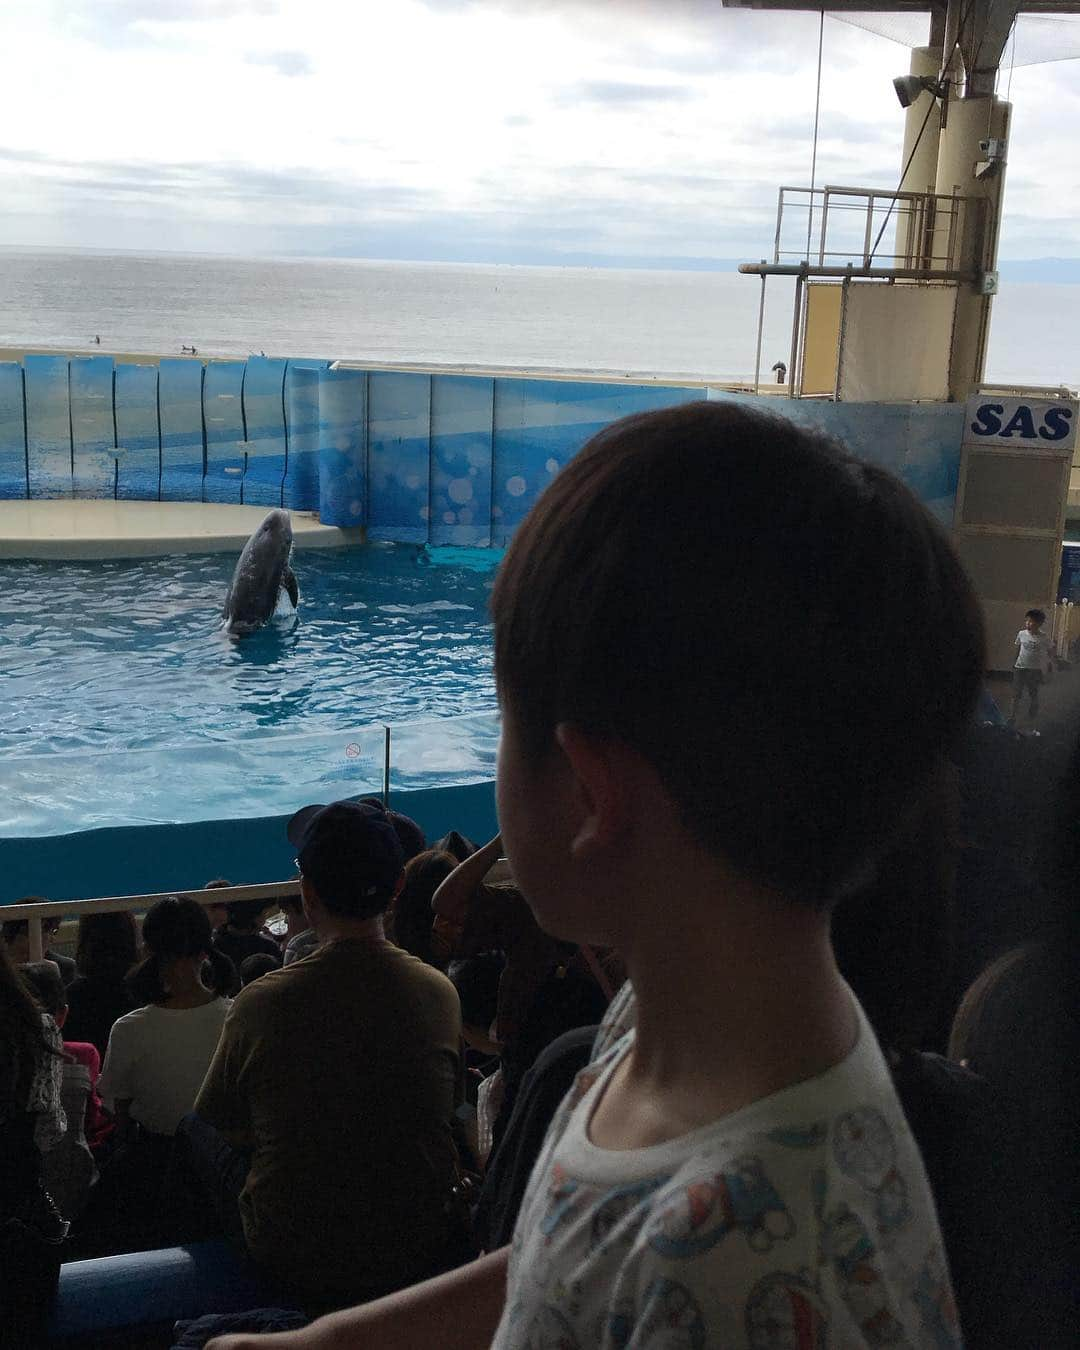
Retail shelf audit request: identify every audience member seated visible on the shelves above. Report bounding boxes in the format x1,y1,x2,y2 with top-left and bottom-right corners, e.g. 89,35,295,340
238,952,280,987
2,895,76,985
0,944,68,1342
473,1024,597,1252
19,960,103,1222
946,930,1077,1349
97,896,233,1139
448,952,505,1165
203,878,234,933
388,848,457,970
275,883,320,967
432,829,477,862
186,800,465,1307
212,898,282,973
77,898,233,1256
273,884,307,947
358,797,427,861
64,910,139,1059
432,834,611,1150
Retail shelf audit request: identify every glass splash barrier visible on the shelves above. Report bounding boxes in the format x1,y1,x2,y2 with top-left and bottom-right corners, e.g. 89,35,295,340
0,708,500,838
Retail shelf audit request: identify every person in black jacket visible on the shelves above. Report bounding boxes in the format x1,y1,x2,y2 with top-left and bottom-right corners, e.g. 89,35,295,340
64,910,139,1059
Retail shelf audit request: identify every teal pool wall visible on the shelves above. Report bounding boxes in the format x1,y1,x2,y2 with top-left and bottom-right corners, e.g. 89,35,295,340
0,780,498,905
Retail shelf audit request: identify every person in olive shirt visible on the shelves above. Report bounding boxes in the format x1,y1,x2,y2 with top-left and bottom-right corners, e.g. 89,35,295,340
189,800,463,1305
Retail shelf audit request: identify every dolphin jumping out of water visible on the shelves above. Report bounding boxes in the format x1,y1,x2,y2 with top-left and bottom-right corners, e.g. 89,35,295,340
221,508,299,636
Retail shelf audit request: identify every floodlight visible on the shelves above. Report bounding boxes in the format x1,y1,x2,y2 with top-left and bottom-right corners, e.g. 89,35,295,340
893,74,945,109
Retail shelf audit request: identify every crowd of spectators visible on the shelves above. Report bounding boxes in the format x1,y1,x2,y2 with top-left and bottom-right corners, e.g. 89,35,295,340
0,402,1076,1349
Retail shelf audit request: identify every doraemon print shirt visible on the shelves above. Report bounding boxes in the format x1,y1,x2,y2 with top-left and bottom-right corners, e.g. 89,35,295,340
492,995,962,1349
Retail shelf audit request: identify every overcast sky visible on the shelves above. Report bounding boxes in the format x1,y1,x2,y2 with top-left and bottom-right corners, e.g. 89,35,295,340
0,0,1077,265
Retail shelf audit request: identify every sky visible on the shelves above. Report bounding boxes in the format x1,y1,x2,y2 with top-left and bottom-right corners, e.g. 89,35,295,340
0,0,1078,266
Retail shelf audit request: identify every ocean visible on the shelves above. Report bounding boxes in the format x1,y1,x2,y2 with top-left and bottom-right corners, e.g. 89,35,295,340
0,247,1076,389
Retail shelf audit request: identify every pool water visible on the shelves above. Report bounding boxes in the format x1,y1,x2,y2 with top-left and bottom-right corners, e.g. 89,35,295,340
0,544,500,835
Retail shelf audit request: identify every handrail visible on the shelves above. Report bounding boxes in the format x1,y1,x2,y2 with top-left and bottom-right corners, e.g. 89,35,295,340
8,881,299,963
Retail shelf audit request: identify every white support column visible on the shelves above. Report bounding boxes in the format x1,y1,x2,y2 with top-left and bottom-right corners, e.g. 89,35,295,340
896,46,942,266
935,94,1011,401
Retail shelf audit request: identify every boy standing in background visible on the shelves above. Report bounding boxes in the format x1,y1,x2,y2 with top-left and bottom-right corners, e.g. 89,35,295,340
1010,608,1053,726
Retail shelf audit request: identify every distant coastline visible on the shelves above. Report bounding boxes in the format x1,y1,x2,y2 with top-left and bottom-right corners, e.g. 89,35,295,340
2,242,1078,282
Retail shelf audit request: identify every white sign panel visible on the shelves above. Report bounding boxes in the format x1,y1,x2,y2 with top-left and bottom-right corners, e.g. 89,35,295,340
963,395,1078,454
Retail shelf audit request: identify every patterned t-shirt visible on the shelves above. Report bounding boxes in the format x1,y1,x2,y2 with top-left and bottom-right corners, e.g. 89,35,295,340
492,997,962,1349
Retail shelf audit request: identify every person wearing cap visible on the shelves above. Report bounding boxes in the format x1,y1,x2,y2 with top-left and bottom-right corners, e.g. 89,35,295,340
188,800,463,1306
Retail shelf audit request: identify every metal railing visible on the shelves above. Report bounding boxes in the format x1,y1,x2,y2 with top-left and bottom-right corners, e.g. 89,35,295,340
9,882,301,964
767,183,982,278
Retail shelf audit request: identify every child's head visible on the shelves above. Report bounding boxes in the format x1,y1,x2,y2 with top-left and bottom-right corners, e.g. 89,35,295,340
1024,608,1046,632
490,401,983,935
239,952,281,986
2,897,61,963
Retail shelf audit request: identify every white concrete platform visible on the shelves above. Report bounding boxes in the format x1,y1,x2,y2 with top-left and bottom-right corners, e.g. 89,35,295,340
0,501,363,560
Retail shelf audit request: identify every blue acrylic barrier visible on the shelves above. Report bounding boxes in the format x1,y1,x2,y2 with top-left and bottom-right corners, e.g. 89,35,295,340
159,358,205,501
0,361,27,499
25,354,72,498
317,366,367,527
0,780,497,903
368,370,431,543
282,360,328,511
114,363,161,500
706,389,966,526
69,356,116,498
491,378,700,544
430,374,494,547
202,360,247,504
242,356,288,506
49,1240,285,1341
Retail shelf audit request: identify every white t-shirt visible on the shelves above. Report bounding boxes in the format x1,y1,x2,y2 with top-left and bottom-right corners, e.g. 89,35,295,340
98,998,231,1136
1015,628,1052,670
493,997,962,1350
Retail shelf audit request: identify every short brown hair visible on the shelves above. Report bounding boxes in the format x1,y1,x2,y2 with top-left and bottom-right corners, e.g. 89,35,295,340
491,401,984,904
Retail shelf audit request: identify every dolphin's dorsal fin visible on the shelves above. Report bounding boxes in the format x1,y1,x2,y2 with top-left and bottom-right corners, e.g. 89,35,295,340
282,565,299,609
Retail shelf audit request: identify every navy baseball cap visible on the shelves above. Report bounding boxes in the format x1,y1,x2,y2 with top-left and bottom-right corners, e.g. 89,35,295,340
287,800,405,901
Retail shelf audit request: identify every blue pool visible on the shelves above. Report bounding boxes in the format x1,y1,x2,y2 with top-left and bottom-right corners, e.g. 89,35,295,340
0,543,500,840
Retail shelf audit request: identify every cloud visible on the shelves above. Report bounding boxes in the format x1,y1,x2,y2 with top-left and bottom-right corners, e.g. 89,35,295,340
568,80,696,106
246,49,313,76
92,0,278,23
1,0,1078,266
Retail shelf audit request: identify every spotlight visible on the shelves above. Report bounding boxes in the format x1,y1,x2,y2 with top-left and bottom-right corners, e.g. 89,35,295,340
893,74,945,109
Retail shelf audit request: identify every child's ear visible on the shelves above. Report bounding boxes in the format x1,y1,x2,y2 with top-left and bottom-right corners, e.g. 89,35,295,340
555,723,631,857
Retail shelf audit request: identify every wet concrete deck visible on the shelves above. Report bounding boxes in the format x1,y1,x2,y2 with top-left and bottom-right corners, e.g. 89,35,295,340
0,501,362,559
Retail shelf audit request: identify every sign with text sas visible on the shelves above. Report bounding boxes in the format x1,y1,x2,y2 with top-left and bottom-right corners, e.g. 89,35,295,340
964,396,1077,454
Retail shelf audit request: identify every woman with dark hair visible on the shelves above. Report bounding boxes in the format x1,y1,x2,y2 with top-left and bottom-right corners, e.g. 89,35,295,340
98,897,233,1139
388,849,457,970
64,909,139,1058
0,942,69,1338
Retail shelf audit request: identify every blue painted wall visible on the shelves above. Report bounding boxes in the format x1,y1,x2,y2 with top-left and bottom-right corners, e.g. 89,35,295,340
202,360,246,503
70,356,116,498
114,363,161,500
0,363,26,499
0,355,966,536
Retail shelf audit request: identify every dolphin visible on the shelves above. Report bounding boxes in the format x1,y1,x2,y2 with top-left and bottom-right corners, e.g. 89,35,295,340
221,509,299,636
